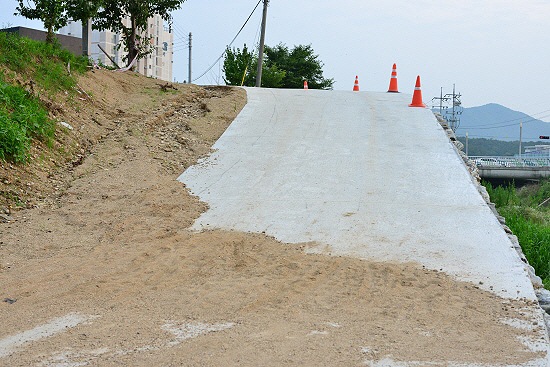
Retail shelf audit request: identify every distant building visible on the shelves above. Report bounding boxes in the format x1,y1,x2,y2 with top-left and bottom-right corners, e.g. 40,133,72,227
523,145,550,157
59,15,173,82
0,26,82,55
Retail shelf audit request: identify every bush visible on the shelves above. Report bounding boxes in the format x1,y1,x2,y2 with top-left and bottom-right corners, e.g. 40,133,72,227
0,75,54,162
0,31,89,162
0,31,89,92
0,114,30,162
484,179,550,286
499,206,550,284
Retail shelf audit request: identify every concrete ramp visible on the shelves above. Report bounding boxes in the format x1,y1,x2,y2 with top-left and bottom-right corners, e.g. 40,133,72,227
178,87,549,364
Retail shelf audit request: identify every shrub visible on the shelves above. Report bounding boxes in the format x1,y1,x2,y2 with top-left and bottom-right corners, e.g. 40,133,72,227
0,75,54,162
483,179,550,286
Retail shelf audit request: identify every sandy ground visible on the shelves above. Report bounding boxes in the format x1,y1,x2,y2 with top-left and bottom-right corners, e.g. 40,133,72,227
0,70,548,366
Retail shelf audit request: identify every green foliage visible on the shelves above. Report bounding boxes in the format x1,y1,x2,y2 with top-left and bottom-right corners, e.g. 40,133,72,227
457,137,543,157
15,0,69,43
0,31,88,92
0,114,30,163
65,0,100,23
223,43,333,89
223,44,285,88
499,206,550,285
482,180,520,207
14,0,186,66
223,45,256,86
0,75,54,162
518,180,550,207
0,32,87,162
483,179,550,286
264,43,334,90
92,0,187,66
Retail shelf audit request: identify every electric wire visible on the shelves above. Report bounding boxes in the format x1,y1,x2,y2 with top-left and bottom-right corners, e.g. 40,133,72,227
459,108,550,129
460,113,550,130
460,134,548,140
192,0,262,82
170,20,190,51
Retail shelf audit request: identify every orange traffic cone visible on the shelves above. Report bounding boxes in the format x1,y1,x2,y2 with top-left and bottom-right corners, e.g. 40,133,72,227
388,63,398,93
304,81,308,89
353,76,360,91
409,76,426,107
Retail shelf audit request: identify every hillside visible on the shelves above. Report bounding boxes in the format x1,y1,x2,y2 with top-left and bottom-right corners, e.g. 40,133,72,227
0,51,543,364
456,137,545,156
0,68,245,213
455,103,550,141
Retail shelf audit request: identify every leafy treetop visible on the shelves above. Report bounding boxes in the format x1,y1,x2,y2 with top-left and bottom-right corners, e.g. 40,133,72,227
92,0,186,66
15,0,69,44
223,43,333,89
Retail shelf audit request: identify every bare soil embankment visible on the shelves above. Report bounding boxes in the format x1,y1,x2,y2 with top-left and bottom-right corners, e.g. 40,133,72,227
0,70,547,366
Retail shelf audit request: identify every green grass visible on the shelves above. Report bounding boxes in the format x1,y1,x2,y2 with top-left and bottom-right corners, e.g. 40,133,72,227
0,73,54,162
484,180,550,285
0,31,89,92
0,31,90,162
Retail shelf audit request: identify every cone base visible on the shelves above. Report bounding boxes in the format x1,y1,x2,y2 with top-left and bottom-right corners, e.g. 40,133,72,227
387,91,399,93
409,103,426,107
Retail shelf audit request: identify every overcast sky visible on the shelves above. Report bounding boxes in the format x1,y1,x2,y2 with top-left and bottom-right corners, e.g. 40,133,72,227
3,0,550,121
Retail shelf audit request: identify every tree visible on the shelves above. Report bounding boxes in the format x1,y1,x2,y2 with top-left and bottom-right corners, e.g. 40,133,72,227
223,44,256,86
65,0,100,25
264,44,334,89
223,43,333,89
92,0,186,66
15,0,69,44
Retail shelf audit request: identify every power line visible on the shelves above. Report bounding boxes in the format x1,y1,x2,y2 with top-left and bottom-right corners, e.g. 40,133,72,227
457,134,549,140
460,113,550,129
459,108,550,129
192,0,262,82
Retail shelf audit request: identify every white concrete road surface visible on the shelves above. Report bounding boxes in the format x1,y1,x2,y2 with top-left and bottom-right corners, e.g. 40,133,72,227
178,87,550,364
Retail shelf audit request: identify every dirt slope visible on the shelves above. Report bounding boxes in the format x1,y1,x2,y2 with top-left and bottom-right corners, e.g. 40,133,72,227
0,70,547,366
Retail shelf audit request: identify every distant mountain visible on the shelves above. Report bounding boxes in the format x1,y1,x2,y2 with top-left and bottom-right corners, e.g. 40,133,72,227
439,103,550,141
454,137,543,157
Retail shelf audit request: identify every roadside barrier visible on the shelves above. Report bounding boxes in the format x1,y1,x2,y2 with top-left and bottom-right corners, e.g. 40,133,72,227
388,63,398,92
409,75,426,107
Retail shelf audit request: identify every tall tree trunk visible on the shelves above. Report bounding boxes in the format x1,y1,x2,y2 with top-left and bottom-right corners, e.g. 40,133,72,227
46,26,55,44
128,16,138,68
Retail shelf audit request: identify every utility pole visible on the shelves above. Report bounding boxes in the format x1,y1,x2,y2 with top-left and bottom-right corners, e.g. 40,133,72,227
188,32,192,84
444,84,462,132
519,122,523,162
466,132,469,156
431,87,450,115
255,0,269,87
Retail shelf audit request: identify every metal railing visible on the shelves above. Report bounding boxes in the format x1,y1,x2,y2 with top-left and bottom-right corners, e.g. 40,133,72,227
469,156,550,168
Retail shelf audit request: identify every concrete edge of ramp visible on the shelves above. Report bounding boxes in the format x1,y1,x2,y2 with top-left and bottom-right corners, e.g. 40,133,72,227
178,87,550,364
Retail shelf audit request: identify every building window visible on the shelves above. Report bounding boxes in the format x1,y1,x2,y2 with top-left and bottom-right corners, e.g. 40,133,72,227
111,34,116,44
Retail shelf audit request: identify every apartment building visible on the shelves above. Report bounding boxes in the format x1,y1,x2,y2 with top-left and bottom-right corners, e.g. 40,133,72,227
59,14,173,82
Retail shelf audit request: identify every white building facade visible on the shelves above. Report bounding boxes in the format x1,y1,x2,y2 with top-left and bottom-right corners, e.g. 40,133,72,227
59,14,173,82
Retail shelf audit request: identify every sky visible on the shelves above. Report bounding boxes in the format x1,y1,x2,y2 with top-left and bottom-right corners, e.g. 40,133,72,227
2,0,550,122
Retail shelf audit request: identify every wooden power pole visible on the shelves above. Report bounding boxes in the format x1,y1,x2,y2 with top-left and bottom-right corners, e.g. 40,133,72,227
255,0,269,87
188,32,192,83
